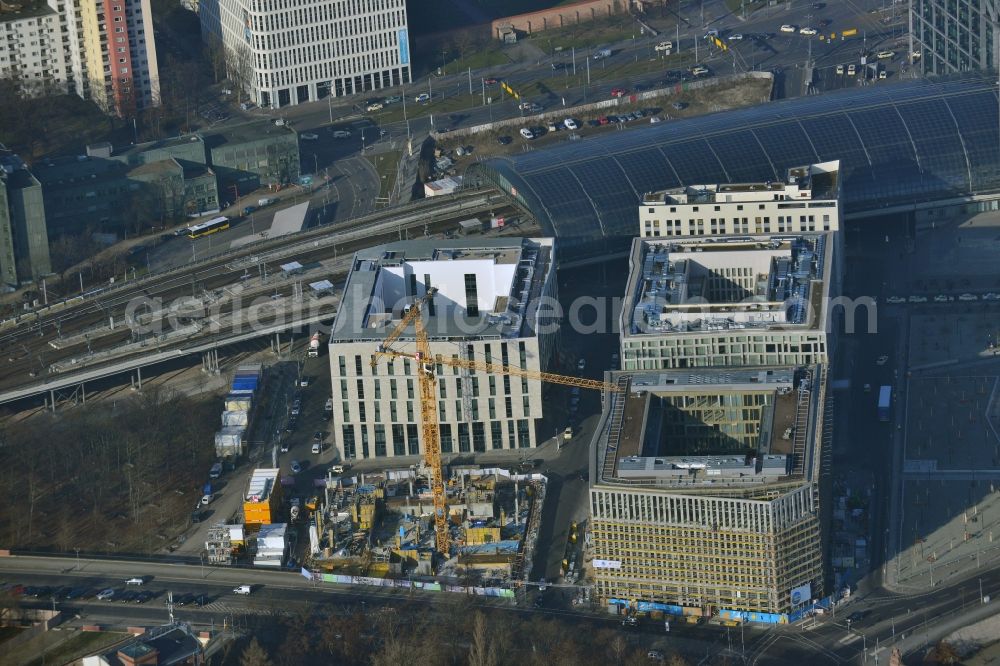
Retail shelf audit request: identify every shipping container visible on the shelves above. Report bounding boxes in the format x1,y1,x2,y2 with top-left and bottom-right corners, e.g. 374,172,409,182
225,394,253,412
222,410,249,427
215,426,246,457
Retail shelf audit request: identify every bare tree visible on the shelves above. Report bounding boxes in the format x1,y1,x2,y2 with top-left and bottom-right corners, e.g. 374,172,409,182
468,611,498,666
203,32,228,84
226,45,255,104
240,638,271,666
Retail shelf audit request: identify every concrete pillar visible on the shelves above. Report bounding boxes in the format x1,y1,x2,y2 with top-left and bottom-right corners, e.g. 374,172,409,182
50,388,55,412
137,366,143,390
81,383,86,404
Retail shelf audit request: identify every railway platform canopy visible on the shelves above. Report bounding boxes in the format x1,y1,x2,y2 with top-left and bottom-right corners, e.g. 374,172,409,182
466,75,1000,261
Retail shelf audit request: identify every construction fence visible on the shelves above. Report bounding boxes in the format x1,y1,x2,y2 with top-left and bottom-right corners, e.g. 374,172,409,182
301,568,516,598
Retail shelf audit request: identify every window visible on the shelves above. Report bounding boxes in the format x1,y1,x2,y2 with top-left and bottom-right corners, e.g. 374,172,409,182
464,273,479,317
472,422,486,452
458,423,471,452
374,425,387,456
392,424,405,455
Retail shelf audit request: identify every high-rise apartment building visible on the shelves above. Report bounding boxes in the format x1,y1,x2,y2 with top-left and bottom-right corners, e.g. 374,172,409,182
0,0,70,94
589,366,828,620
200,0,411,109
328,238,558,462
0,152,51,285
911,0,997,74
77,0,159,116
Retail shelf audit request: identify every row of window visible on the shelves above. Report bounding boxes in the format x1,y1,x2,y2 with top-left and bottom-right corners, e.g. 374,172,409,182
339,419,531,458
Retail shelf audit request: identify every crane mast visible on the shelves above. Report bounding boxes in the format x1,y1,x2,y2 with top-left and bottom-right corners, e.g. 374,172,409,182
371,289,622,558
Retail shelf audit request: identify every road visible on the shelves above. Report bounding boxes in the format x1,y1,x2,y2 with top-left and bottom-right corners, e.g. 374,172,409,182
248,0,909,145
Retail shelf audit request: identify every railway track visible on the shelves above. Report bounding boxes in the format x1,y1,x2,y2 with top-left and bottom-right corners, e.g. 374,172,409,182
0,194,528,403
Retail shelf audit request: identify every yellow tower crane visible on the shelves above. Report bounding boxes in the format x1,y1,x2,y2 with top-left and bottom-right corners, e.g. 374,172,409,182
371,288,621,556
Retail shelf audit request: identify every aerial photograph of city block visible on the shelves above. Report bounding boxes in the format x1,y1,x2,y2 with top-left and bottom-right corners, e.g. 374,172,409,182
0,0,998,663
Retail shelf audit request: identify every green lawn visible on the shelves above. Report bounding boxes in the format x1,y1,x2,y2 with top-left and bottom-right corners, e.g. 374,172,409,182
24,631,128,666
365,150,403,203
524,15,639,53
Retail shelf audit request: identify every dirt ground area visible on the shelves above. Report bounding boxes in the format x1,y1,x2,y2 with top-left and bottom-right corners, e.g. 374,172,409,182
433,77,773,165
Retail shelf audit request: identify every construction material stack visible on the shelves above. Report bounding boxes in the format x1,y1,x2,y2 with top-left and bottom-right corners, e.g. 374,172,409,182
215,363,264,459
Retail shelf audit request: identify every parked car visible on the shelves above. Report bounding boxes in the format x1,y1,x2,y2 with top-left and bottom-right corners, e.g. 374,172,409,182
201,493,213,505
97,588,115,601
610,87,627,98
519,127,535,140
847,63,857,75
331,130,352,138
563,118,579,130
290,460,302,474
300,132,318,140
836,64,844,74
908,295,928,303
125,577,145,586
496,135,512,145
233,585,252,595
959,293,978,301
876,355,889,365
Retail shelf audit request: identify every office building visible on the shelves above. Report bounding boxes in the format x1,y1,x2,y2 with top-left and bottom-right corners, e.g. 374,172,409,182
199,0,411,109
0,152,51,285
589,366,827,619
620,233,840,370
0,0,70,95
639,162,841,239
203,120,300,192
76,0,159,116
329,237,557,461
35,122,295,233
911,0,996,74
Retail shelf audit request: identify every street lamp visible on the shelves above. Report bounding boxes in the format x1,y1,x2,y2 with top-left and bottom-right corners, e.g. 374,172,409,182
74,548,80,571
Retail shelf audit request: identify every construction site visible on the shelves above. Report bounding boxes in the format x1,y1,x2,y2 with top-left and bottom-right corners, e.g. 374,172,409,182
202,462,548,586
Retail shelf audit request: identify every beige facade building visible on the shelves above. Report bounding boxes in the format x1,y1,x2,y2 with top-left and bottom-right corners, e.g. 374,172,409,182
620,233,841,371
328,238,558,462
589,366,827,618
639,162,841,239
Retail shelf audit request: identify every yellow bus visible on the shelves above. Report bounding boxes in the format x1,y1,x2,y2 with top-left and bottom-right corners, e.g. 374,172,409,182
187,216,230,239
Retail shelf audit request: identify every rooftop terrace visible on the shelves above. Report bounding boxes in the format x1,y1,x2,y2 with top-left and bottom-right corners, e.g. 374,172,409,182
625,234,830,336
595,367,822,490
331,237,554,342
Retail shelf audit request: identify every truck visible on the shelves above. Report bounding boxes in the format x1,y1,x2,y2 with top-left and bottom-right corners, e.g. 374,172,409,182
878,385,892,422
258,197,278,207
307,332,322,357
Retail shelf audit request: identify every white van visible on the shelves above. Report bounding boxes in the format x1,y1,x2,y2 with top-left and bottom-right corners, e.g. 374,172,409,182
654,41,673,53
233,585,252,595
126,577,145,586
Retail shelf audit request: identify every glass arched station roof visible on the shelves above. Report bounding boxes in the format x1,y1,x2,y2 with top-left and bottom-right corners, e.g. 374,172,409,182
467,75,1000,251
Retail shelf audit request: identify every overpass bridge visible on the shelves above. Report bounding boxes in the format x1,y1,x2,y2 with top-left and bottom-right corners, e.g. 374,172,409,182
0,188,534,408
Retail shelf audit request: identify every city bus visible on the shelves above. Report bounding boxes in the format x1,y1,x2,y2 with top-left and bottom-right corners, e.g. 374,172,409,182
187,216,230,239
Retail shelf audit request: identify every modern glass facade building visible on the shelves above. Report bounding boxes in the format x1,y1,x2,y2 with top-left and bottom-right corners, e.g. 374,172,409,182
911,0,996,75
